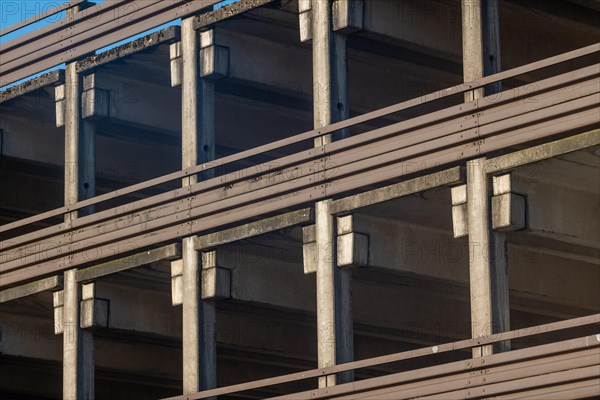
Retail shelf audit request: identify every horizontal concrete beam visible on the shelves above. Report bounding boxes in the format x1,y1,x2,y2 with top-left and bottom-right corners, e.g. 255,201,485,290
484,129,600,174
330,167,464,215
76,26,180,74
0,70,64,104
0,275,63,303
192,0,276,31
75,243,181,283
78,71,181,135
194,208,314,250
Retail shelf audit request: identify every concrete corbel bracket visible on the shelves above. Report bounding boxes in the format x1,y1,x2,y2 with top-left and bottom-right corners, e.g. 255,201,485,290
80,282,109,330
451,184,468,238
299,0,364,43
200,29,230,80
492,173,526,231
302,224,317,274
170,41,183,87
53,282,108,333
298,0,312,43
171,259,183,306
332,0,364,33
336,215,369,268
201,250,231,300
55,84,66,127
81,73,109,120
53,289,64,335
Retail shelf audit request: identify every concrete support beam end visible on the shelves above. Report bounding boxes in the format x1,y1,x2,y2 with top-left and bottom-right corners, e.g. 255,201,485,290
201,250,231,300
336,215,369,268
80,282,109,330
200,45,229,80
299,0,363,42
332,0,363,33
171,259,184,306
492,193,526,231
55,84,66,127
491,174,526,231
170,42,183,87
302,224,317,274
53,289,64,335
451,184,468,238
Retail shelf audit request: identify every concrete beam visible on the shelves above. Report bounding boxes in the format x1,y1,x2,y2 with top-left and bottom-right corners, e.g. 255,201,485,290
194,208,314,250
75,244,181,283
0,275,63,303
484,129,600,175
75,26,180,74
0,70,64,104
75,71,180,136
192,0,276,31
330,167,464,215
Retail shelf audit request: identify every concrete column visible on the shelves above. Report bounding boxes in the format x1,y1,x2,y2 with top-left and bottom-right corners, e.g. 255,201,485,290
314,200,353,387
62,269,94,400
312,0,349,145
482,0,501,94
181,16,216,395
466,158,493,357
182,237,216,394
461,0,485,102
63,5,96,398
312,0,353,387
462,0,510,358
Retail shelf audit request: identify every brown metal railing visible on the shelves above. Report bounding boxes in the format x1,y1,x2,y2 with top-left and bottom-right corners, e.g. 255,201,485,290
0,43,598,288
163,314,600,399
0,0,223,86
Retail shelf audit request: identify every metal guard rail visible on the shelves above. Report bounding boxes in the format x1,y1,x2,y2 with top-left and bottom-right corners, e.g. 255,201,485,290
0,0,224,87
0,43,599,287
164,314,600,399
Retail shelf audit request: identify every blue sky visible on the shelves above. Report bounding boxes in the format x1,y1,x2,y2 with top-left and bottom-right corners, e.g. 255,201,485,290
0,0,237,89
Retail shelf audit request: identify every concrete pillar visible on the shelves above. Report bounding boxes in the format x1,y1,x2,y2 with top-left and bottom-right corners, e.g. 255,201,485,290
482,0,501,94
461,0,485,102
181,16,216,395
62,4,96,398
312,0,349,145
314,201,353,387
462,0,509,357
312,0,353,386
466,158,493,357
62,269,95,400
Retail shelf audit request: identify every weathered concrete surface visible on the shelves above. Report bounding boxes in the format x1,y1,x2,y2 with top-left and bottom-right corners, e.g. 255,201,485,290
0,0,598,397
0,70,64,104
76,27,180,74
